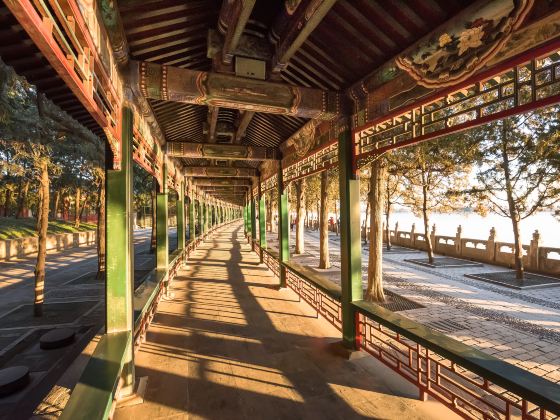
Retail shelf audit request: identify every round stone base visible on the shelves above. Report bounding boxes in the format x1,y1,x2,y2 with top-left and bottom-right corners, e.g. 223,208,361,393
40,328,75,350
0,366,30,396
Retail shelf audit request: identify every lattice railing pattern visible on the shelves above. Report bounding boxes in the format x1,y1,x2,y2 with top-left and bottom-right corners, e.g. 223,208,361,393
132,128,162,181
261,174,278,193
262,250,280,279
356,314,556,420
354,49,560,167
283,141,338,183
285,269,342,332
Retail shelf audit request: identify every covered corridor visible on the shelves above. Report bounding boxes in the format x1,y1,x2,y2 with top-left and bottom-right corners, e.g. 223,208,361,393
2,0,560,418
114,222,450,420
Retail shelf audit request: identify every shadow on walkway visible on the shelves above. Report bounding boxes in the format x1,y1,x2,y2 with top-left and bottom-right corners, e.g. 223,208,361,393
115,222,455,420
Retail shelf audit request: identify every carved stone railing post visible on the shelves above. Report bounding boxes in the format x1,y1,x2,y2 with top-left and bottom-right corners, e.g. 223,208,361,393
431,223,437,252
411,223,416,247
488,227,497,263
456,225,462,256
529,230,540,271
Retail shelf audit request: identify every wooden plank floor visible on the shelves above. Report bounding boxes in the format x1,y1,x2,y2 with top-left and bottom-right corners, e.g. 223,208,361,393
115,222,456,420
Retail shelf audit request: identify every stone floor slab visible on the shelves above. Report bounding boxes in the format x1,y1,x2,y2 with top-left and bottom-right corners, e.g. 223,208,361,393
115,223,456,420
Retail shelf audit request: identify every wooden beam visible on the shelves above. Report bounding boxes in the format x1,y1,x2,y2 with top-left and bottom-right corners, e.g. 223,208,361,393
184,166,258,177
100,0,129,66
132,60,341,120
193,178,252,187
270,0,337,72
348,1,560,126
167,142,279,161
207,106,219,143
219,0,256,64
233,110,255,144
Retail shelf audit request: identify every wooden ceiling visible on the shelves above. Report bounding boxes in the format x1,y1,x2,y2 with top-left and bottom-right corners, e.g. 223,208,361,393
117,0,475,161
280,0,472,89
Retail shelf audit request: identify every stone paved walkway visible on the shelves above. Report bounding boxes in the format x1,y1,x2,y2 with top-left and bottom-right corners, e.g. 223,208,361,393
115,222,455,420
265,229,560,385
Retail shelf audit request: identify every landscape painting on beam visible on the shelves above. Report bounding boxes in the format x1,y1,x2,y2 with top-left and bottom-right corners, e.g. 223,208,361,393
396,0,534,88
167,142,278,161
136,61,340,119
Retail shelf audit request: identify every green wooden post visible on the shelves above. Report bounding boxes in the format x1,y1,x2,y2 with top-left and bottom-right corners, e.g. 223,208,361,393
205,198,209,233
201,198,206,237
156,162,168,270
244,202,248,235
189,192,195,242
250,189,257,245
277,165,289,288
105,106,134,394
339,121,362,349
177,179,185,250
197,199,203,239
258,181,266,261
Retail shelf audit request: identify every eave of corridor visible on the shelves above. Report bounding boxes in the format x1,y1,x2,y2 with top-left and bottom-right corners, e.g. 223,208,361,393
114,222,456,419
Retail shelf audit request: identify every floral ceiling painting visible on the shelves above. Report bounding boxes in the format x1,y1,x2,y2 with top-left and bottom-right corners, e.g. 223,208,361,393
396,0,534,88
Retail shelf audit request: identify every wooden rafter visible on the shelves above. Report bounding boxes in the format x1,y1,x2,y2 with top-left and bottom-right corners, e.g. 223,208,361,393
218,0,256,64
270,0,337,72
233,110,255,144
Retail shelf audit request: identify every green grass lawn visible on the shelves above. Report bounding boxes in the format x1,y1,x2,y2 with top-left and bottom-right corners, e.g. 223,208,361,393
0,217,97,240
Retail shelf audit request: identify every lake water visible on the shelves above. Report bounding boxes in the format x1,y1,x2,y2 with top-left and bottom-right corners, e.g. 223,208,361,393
383,210,560,247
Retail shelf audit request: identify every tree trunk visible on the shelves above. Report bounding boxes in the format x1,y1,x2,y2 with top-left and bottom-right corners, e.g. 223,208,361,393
36,185,43,231
363,200,369,244
97,180,106,279
319,170,330,269
16,181,29,218
51,190,60,220
421,167,435,264
501,120,524,280
4,187,12,217
150,184,157,253
385,203,392,251
79,194,87,220
34,160,49,317
295,179,305,254
366,159,386,302
316,200,320,231
334,201,338,236
74,186,81,228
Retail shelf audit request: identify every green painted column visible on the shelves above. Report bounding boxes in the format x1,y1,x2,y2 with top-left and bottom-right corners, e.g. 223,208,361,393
258,182,266,261
177,180,185,250
205,198,209,233
156,162,168,270
197,199,203,239
244,202,248,235
188,193,195,242
277,165,289,288
339,122,362,349
201,198,206,237
250,190,257,245
105,106,134,393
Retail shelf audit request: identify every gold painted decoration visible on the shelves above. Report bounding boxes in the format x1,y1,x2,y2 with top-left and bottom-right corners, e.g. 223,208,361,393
289,120,319,157
136,60,339,119
396,0,534,88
